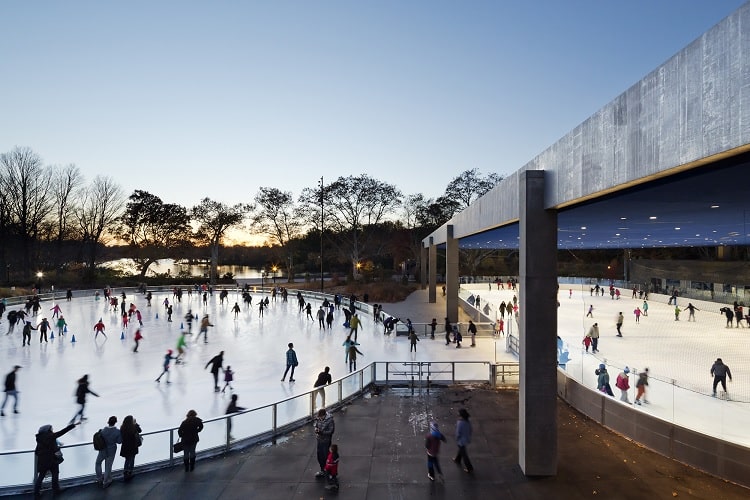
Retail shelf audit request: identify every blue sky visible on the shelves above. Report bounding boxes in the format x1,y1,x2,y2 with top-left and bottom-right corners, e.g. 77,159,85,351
1,1,746,209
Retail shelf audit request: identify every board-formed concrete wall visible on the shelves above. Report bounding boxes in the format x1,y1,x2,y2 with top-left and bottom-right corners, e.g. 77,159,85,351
426,3,750,246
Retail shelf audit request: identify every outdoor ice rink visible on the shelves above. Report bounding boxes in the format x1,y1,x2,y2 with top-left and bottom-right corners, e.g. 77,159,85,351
1,281,749,466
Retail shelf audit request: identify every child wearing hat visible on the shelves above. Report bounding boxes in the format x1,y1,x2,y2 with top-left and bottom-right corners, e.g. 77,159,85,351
615,367,631,403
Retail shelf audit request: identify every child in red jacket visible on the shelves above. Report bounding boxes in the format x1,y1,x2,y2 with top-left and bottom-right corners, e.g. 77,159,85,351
324,443,339,490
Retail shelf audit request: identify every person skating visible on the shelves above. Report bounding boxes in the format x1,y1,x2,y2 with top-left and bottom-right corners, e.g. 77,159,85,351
205,351,225,392
38,317,51,342
453,408,473,473
22,320,36,346
133,328,143,352
615,312,624,337
93,318,107,339
199,314,214,343
1,365,21,416
155,350,176,384
596,363,614,396
588,323,600,353
225,394,246,440
281,343,298,382
50,304,62,318
313,408,335,479
184,309,194,333
408,330,420,352
349,313,361,341
70,374,99,424
119,415,142,481
231,302,241,319
430,318,437,339
175,333,187,363
177,409,204,472
710,358,732,397
95,415,122,488
425,421,447,481
686,303,700,321
347,343,364,373
221,365,235,393
615,367,631,403
313,366,332,408
33,421,78,497
634,368,649,405
468,320,477,347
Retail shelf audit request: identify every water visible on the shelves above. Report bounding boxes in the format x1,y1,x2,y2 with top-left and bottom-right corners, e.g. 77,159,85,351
101,259,278,279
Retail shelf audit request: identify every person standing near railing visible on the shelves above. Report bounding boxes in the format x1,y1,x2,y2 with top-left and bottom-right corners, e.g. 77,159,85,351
178,409,203,472
313,366,332,408
119,415,142,481
33,420,78,497
95,415,121,488
313,408,335,479
225,395,246,440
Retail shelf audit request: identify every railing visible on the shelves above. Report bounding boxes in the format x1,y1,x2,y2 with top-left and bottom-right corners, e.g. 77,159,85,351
0,360,518,496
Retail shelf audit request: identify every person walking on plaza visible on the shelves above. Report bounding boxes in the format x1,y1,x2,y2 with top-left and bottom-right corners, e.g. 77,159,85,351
634,368,649,405
1,365,21,416
33,421,77,497
425,421,447,481
313,366,332,408
588,323,600,353
453,408,473,473
710,358,732,397
281,343,298,382
686,303,700,321
70,374,99,424
615,312,624,337
313,408,335,479
408,330,420,352
95,416,121,488
205,351,225,392
178,409,204,472
615,367,631,403
119,415,142,481
468,320,477,347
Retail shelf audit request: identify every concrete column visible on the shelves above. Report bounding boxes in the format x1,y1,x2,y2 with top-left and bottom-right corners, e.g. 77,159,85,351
420,245,428,289
446,225,459,323
428,237,437,303
518,170,558,476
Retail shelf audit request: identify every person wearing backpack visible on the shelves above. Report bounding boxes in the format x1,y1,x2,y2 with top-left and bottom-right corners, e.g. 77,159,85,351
615,367,631,403
95,416,122,488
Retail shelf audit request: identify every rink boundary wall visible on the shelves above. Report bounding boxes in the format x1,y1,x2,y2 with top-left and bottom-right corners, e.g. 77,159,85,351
557,369,750,489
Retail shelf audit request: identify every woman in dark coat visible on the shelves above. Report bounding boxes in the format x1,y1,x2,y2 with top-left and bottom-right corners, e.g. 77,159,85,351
178,409,203,472
119,415,142,480
34,422,77,496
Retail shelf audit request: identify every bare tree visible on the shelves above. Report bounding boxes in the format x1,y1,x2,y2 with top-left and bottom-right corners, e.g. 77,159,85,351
0,146,53,279
191,198,250,285
49,164,84,274
444,168,502,213
74,176,125,277
300,174,402,276
251,187,304,282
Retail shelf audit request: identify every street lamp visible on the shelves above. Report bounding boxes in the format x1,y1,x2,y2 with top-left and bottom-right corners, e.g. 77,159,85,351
271,265,278,284
261,270,266,295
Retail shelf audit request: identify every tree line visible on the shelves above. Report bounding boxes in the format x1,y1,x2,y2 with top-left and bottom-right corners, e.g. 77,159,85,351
0,146,502,285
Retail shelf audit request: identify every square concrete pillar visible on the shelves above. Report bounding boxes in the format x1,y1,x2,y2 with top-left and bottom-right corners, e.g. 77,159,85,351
420,245,428,289
446,226,459,323
518,170,558,476
428,237,437,302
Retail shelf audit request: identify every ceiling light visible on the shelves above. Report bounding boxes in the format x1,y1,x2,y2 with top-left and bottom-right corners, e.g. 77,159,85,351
649,216,657,220
710,205,719,208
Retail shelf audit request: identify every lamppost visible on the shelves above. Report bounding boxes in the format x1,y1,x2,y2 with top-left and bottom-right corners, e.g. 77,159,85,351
272,265,278,284
261,270,266,295
318,176,324,293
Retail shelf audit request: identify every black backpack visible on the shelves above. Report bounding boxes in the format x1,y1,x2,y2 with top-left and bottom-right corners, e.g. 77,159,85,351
93,429,106,451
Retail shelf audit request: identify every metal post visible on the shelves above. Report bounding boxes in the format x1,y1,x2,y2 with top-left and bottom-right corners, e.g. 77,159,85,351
272,404,278,436
338,380,343,405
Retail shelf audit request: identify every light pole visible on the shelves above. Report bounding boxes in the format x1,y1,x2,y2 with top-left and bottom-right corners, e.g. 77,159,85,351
319,176,324,293
272,265,278,284
261,270,266,296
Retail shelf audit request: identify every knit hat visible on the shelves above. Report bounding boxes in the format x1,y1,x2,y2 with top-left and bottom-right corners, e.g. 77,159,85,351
458,409,470,419
430,421,439,432
38,424,52,433
599,363,606,370
624,366,630,374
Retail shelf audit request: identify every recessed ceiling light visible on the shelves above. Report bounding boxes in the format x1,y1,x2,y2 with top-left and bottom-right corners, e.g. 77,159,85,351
711,205,719,208
615,233,620,236
580,226,586,230
620,217,627,220
649,216,657,220
674,227,680,230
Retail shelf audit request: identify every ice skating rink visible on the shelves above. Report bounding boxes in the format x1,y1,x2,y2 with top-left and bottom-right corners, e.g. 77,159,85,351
0,287,507,456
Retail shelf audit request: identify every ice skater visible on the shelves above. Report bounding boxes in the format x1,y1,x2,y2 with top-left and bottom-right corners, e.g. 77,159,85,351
710,358,732,398
38,317,51,342
93,318,107,339
22,321,36,346
50,304,62,318
133,329,143,352
686,303,699,321
1,365,21,416
221,366,235,393
56,315,67,336
199,314,213,343
231,302,241,319
175,332,187,363
155,350,176,384
205,351,225,392
281,343,298,382
70,374,99,424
